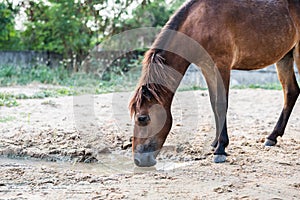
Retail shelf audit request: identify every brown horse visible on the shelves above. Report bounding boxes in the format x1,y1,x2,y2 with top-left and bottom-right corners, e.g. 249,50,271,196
129,0,300,167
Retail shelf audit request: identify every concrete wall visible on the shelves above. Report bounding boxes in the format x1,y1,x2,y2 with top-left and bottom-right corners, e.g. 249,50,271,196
180,64,300,88
0,51,62,68
1,50,299,87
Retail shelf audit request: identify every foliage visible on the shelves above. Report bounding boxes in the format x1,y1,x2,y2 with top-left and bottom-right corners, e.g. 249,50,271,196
120,0,185,30
178,85,207,91
20,0,138,70
0,65,70,85
0,64,141,95
232,83,282,90
0,115,15,123
0,88,78,101
102,49,145,81
0,64,286,108
21,1,93,68
0,1,21,50
0,0,186,70
0,63,142,106
0,92,19,107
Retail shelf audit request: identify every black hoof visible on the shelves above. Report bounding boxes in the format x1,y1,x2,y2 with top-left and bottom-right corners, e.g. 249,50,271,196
264,139,277,146
213,155,226,163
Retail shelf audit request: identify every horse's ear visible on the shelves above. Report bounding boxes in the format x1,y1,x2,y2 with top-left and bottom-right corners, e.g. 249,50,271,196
141,85,153,101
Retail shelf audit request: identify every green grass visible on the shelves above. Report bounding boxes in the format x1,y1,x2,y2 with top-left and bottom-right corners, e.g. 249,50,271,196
0,65,70,86
178,83,282,92
178,85,207,91
231,83,282,90
41,100,58,107
0,93,19,107
0,64,287,108
0,88,78,100
0,116,16,123
0,65,140,93
0,64,141,107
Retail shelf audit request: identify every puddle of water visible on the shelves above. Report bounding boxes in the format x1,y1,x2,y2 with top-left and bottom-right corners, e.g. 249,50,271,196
0,155,191,176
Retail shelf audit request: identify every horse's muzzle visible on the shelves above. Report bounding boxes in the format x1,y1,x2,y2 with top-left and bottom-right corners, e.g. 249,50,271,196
134,152,157,167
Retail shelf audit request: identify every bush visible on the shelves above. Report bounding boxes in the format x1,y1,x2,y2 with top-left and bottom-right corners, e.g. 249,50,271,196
0,65,70,86
0,64,142,94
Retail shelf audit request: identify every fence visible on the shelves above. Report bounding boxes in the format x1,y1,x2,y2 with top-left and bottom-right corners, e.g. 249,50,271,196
0,51,63,68
180,64,299,88
1,50,299,87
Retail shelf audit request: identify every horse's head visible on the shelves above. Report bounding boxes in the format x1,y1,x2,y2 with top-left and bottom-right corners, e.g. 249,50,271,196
129,85,172,167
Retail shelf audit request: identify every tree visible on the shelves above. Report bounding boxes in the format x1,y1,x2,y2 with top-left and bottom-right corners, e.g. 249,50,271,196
119,0,185,30
20,0,137,70
21,0,92,70
0,1,21,50
1,0,185,70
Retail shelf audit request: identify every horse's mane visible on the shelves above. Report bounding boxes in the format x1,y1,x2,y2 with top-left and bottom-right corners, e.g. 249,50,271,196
128,50,170,117
129,0,197,117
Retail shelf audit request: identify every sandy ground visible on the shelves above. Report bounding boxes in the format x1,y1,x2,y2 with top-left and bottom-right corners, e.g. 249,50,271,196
0,87,299,200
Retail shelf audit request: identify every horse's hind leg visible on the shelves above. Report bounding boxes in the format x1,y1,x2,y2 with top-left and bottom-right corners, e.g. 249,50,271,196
265,49,300,146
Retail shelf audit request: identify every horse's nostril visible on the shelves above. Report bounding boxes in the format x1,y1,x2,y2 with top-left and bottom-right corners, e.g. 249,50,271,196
137,115,150,123
134,152,157,167
134,158,141,166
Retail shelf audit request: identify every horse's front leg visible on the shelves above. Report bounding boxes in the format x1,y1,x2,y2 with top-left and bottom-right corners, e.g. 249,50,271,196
202,66,230,163
210,94,229,163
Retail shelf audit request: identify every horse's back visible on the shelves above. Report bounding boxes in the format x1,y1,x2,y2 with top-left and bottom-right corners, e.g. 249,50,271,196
227,0,298,69
183,0,299,69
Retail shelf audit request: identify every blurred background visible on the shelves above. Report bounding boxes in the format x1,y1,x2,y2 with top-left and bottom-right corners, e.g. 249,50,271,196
0,0,298,101
0,0,188,93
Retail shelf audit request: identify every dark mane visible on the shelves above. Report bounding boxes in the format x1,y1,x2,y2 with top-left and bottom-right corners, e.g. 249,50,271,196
166,0,197,31
152,0,197,51
129,50,170,117
129,0,197,117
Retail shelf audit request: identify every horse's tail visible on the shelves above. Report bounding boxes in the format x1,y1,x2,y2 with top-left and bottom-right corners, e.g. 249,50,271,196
294,42,300,77
288,0,300,31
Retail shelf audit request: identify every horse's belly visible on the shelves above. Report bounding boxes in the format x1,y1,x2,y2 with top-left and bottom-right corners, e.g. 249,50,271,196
232,36,297,70
232,45,293,70
230,23,297,70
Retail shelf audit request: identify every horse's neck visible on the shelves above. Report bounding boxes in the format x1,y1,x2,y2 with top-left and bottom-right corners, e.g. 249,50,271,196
142,50,190,108
162,51,190,76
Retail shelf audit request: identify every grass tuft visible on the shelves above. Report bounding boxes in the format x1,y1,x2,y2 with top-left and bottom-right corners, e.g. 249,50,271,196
0,93,19,107
0,64,287,108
